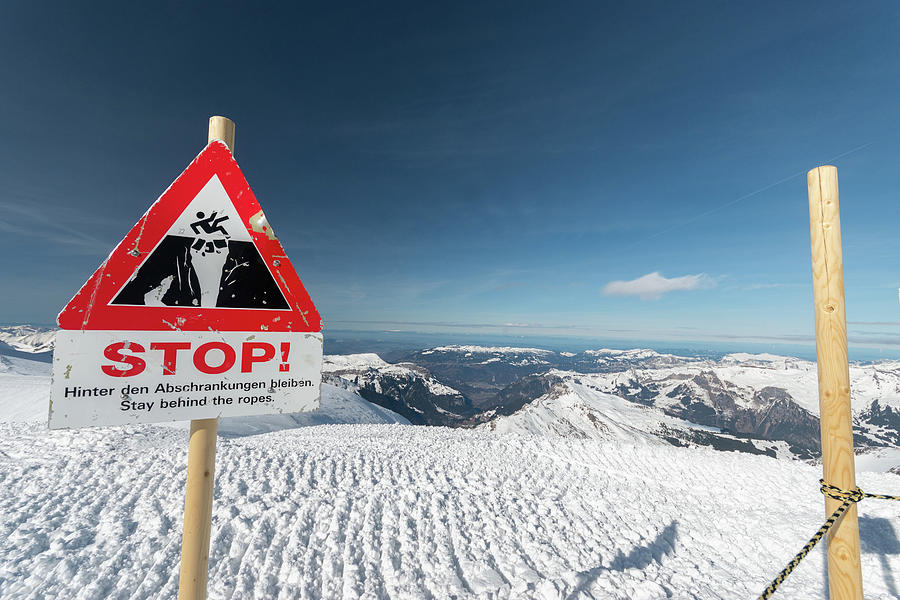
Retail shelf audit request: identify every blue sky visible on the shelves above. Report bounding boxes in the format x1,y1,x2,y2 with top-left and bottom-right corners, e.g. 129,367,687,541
2,2,900,353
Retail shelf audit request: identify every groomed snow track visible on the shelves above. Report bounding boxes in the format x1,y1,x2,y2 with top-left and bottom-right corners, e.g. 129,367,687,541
2,423,900,599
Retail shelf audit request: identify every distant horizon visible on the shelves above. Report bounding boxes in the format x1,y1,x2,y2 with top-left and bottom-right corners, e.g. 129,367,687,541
322,328,897,363
9,317,900,362
7,319,900,362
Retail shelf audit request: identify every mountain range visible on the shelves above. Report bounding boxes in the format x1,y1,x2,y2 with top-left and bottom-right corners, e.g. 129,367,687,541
5,326,900,467
327,345,900,464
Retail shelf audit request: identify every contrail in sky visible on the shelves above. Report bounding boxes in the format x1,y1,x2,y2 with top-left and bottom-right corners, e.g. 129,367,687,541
636,141,874,244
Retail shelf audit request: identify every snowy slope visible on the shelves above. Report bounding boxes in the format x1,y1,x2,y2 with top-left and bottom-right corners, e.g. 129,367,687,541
0,356,51,423
483,379,673,445
856,447,900,473
1,424,900,599
480,376,799,459
0,355,50,377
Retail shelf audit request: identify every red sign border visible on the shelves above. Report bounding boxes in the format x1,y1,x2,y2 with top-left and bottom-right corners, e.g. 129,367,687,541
58,141,322,333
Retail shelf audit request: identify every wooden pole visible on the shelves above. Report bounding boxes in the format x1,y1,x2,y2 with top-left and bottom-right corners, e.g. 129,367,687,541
208,115,235,154
807,165,863,600
177,116,235,600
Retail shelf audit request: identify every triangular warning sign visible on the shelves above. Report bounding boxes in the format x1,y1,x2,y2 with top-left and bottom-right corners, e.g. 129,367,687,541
58,141,322,332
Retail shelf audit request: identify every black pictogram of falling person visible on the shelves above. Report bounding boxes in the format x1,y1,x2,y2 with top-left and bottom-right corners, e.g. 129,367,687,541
112,214,289,309
190,211,230,254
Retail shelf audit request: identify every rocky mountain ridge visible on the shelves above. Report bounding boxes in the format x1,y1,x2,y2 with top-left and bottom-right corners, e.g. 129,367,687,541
399,345,900,460
322,353,474,425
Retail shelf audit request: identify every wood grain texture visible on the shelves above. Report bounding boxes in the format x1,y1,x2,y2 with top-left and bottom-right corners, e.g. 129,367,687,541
177,117,235,600
807,165,863,600
178,418,218,600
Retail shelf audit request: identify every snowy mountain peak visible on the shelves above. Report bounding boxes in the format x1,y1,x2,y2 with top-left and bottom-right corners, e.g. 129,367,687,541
323,353,391,370
324,353,462,397
324,352,471,425
720,352,811,370
584,348,662,358
0,325,55,354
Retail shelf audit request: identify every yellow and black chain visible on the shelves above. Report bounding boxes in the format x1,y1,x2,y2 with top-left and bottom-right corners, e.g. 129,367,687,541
758,479,900,599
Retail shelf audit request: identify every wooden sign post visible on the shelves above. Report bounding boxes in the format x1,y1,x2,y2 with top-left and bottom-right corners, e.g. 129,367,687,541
807,165,863,600
177,116,235,600
50,112,323,597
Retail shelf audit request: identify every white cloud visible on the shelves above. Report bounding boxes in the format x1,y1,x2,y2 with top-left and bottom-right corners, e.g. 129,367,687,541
603,272,713,301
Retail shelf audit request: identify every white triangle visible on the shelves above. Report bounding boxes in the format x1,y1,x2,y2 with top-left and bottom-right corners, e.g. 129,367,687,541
165,174,251,242
110,173,278,308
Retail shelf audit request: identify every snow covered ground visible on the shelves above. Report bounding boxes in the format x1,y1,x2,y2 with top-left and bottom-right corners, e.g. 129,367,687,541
2,358,900,599
0,356,51,423
3,423,900,599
